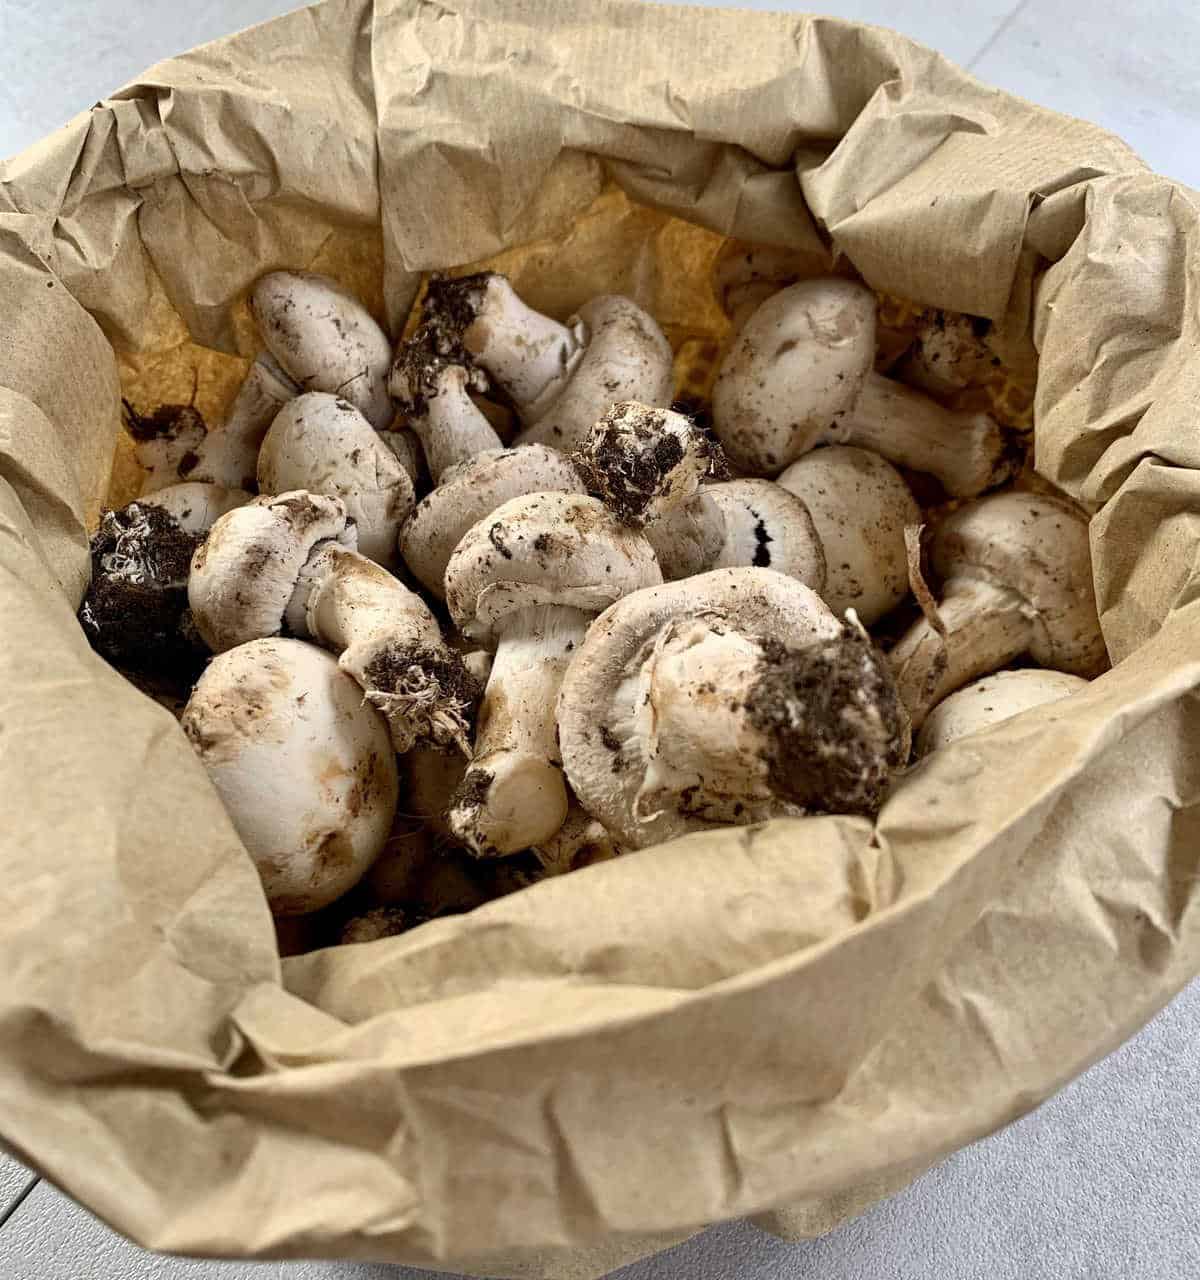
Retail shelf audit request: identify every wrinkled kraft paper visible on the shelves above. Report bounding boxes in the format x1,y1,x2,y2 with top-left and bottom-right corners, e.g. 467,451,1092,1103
2,0,1199,1275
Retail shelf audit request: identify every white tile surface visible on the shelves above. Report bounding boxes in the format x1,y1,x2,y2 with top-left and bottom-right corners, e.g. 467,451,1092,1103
0,1152,36,1221
971,0,1200,187
3,0,1199,1277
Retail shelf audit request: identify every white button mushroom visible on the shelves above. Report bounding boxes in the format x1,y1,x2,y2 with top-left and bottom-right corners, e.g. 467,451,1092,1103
558,567,909,850
711,278,1019,495
128,353,299,495
575,402,826,589
777,445,920,625
78,483,250,677
250,271,394,430
388,326,503,483
182,637,398,916
399,444,587,599
189,492,479,754
889,492,1108,729
444,491,662,857
416,272,676,453
713,246,1000,400
916,669,1089,756
257,392,415,566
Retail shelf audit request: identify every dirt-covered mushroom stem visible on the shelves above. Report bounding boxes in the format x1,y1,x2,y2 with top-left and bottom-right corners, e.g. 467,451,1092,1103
575,402,826,588
419,272,585,417
444,491,661,857
559,568,909,850
388,325,503,482
890,492,1107,729
189,491,479,754
417,272,675,453
78,483,248,678
127,353,299,494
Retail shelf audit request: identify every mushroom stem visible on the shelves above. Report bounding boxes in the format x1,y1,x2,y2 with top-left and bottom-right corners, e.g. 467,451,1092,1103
575,402,728,579
289,542,479,755
409,364,503,483
424,273,584,416
634,617,905,835
890,577,1035,728
133,353,298,494
450,604,585,857
832,371,1018,498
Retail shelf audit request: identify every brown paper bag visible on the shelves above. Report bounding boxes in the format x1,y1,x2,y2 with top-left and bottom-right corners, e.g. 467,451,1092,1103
2,0,1198,1274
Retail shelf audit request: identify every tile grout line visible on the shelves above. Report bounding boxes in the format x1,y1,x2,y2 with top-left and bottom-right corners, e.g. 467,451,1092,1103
0,1174,40,1234
965,0,1035,70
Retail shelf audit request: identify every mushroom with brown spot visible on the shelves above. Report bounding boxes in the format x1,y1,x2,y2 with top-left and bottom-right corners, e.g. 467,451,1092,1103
916,669,1089,756
777,445,919,625
181,637,399,915
575,402,826,588
189,491,479,754
890,492,1107,729
444,491,662,857
257,392,415,566
711,277,1019,495
558,567,909,850
250,271,394,430
399,444,587,599
415,272,675,453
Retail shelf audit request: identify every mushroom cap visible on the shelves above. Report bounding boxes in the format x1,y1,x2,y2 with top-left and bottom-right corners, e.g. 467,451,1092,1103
444,491,663,645
929,491,1107,677
188,491,353,653
558,567,845,848
250,271,394,430
257,392,414,566
400,445,587,599
141,482,250,534
916,668,1089,756
516,296,675,451
777,445,919,624
711,278,877,474
181,638,398,916
704,478,827,590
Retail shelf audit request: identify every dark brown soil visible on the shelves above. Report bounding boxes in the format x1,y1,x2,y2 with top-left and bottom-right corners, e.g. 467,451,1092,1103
746,627,908,819
78,502,207,678
574,402,726,527
363,642,482,743
121,400,206,444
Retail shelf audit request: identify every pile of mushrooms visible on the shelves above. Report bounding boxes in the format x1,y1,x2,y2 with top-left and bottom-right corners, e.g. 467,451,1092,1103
78,252,1108,951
